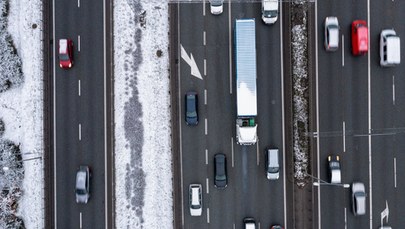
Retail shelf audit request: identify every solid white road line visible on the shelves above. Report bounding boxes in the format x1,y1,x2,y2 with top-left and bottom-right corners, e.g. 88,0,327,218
205,149,208,165
203,31,206,46
231,137,234,167
367,0,373,228
207,208,210,223
178,2,185,226
342,34,345,67
103,0,109,227
78,80,81,96
52,0,57,225
79,124,82,141
343,121,346,152
205,118,208,135
204,59,206,76
392,75,395,105
315,0,321,228
279,2,287,228
228,1,232,94
79,212,83,229
206,178,209,194
204,89,207,105
78,35,81,52
394,157,397,188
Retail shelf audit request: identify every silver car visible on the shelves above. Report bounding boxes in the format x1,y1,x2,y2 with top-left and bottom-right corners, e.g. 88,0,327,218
324,17,339,51
352,182,366,216
75,166,90,204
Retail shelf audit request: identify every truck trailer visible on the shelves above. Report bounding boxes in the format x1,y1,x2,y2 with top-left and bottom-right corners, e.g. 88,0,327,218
234,19,258,145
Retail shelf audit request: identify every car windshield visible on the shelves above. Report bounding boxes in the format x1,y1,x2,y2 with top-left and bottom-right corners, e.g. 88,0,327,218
76,188,86,195
263,10,277,18
329,161,340,169
191,204,201,209
59,53,70,61
268,166,279,173
210,0,223,6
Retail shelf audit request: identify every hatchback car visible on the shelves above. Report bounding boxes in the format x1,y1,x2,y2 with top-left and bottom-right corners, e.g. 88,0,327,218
75,166,90,204
324,17,339,51
244,217,256,229
328,155,341,184
209,0,224,15
59,39,74,69
351,20,368,56
266,148,280,180
185,91,198,126
214,153,227,189
352,182,366,216
189,184,202,216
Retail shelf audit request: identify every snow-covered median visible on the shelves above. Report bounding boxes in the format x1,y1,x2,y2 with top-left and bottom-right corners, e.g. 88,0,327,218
114,0,172,228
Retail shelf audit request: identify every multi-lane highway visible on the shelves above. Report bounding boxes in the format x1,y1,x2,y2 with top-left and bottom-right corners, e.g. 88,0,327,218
174,2,286,229
52,0,110,228
316,0,405,228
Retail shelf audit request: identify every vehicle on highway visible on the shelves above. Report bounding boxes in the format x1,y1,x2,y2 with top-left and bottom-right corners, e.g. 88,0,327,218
271,225,283,229
189,184,202,216
351,20,368,56
379,226,392,229
266,148,280,180
235,19,258,145
351,182,366,216
214,153,227,189
380,29,401,66
261,0,278,24
209,0,224,15
324,17,339,51
328,155,341,184
244,217,256,229
75,166,90,204
58,39,74,69
185,91,198,126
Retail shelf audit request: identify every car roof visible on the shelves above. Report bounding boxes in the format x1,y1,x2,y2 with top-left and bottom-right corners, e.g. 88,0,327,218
386,36,401,63
355,194,366,214
329,28,339,46
59,39,68,54
76,170,87,190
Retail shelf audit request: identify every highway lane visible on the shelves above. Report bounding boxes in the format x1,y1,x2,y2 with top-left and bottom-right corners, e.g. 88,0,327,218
53,0,106,228
178,1,285,228
370,0,405,228
316,0,370,228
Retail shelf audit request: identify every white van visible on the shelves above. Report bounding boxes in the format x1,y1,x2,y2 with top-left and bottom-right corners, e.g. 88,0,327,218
380,29,400,67
266,148,280,180
244,217,256,229
262,0,278,24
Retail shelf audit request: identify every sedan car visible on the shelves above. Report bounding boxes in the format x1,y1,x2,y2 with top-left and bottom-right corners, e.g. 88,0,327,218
75,166,90,204
351,20,368,56
189,184,202,216
328,155,341,184
185,91,198,126
58,39,74,69
324,17,339,51
214,153,227,189
209,0,224,15
352,182,366,216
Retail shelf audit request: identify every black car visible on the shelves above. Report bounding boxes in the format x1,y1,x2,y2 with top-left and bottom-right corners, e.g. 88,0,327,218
214,153,227,189
185,91,198,126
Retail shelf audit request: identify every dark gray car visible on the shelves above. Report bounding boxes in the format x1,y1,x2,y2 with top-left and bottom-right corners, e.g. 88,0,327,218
185,91,198,126
214,153,227,189
75,166,90,204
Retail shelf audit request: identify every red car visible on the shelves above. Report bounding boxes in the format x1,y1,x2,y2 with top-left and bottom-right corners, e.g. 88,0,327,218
351,20,368,56
59,39,73,69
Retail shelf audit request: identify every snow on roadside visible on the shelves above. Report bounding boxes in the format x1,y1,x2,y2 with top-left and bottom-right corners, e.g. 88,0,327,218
5,0,44,227
114,0,172,228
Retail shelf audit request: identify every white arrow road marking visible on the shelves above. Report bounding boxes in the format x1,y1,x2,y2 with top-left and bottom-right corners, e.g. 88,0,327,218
180,44,202,80
381,201,389,226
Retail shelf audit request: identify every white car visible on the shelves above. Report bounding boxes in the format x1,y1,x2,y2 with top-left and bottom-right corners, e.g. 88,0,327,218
328,155,341,184
209,0,224,15
262,0,278,24
352,182,366,216
189,184,202,216
324,17,339,51
380,29,400,66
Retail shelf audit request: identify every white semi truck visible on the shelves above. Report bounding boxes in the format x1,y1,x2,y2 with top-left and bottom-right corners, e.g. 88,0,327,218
235,19,258,145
